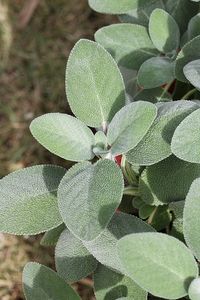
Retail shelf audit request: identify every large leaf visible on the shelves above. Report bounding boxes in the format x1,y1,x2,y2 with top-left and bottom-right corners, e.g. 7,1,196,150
126,101,198,166
171,109,200,163
0,165,65,235
139,156,200,206
66,39,125,128
175,36,200,82
30,113,95,162
95,24,158,70
83,212,155,273
55,229,97,282
23,263,80,300
88,0,136,14
58,160,124,241
94,264,147,300
137,57,175,89
149,9,180,54
183,60,200,91
184,178,200,261
118,233,198,299
107,101,157,155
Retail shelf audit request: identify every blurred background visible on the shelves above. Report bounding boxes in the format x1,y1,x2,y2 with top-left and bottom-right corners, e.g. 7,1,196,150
0,1,115,299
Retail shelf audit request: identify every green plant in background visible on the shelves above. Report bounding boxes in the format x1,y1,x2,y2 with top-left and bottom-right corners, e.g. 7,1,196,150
3,0,200,299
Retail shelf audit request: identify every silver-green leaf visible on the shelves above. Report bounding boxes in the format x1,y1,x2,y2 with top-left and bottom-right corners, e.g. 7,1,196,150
88,0,136,14
183,60,200,91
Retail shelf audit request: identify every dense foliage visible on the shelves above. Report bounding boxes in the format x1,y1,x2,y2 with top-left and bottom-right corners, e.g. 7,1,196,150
2,0,200,299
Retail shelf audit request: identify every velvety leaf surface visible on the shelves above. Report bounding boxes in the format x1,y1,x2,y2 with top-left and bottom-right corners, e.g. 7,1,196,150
94,264,147,300
66,39,125,128
118,233,198,299
184,178,200,261
175,36,200,82
142,156,200,207
149,9,180,53
23,263,80,300
40,224,66,247
58,160,124,241
183,60,200,91
171,109,200,163
0,165,65,235
88,0,136,14
126,101,198,166
95,24,158,70
30,113,95,162
55,229,97,282
188,13,200,40
188,278,200,300
139,156,200,206
83,212,155,273
137,57,175,89
107,101,157,155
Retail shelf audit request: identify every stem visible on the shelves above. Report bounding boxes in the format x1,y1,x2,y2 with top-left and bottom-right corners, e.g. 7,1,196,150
160,80,174,99
121,155,138,186
182,88,197,100
123,186,140,197
147,207,158,225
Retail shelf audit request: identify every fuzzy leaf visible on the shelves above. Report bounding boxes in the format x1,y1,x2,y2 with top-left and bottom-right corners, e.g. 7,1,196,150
183,60,200,91
139,156,200,206
95,24,158,70
40,224,66,247
0,165,65,235
184,178,200,261
118,233,198,299
94,264,147,300
172,109,200,163
188,278,200,300
83,212,155,273
107,101,157,155
55,229,97,282
30,113,95,162
66,39,125,128
169,201,185,241
188,13,200,40
149,9,180,53
137,57,175,89
88,0,136,14
175,36,200,82
23,263,80,300
126,101,198,166
58,160,124,241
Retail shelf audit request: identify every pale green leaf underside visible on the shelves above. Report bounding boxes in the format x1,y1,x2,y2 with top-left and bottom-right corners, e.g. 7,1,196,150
118,233,198,299
23,263,80,300
94,264,147,300
66,39,125,127
58,160,124,241
184,178,200,261
88,0,136,14
0,165,65,235
30,113,95,162
183,60,200,91
95,24,158,70
55,229,97,282
171,109,200,163
107,101,157,155
83,212,155,274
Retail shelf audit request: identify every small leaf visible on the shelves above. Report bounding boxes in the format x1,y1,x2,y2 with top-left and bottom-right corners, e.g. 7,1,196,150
88,0,136,14
188,278,200,300
118,233,198,299
95,24,158,70
40,224,66,247
139,156,200,206
30,113,95,162
58,160,124,241
83,212,155,273
126,101,198,166
171,109,200,163
137,57,175,89
175,36,200,82
23,263,80,300
94,264,147,300
149,9,180,53
0,165,65,235
107,101,157,155
184,178,200,261
66,39,125,127
183,60,200,90
55,229,97,282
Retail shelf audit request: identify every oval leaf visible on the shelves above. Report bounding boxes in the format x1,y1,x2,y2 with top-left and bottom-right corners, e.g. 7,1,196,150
95,24,158,70
66,39,125,127
188,278,200,300
88,0,136,14
183,60,200,91
107,101,157,155
58,160,124,241
118,232,198,299
23,262,80,300
0,165,65,235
